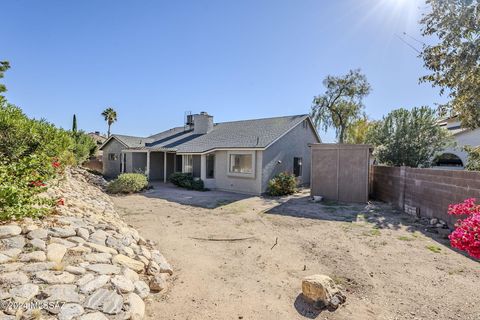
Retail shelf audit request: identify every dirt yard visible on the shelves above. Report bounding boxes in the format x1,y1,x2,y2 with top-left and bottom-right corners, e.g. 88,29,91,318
111,184,480,320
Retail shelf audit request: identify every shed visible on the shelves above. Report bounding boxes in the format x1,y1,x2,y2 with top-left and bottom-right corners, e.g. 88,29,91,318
310,144,372,203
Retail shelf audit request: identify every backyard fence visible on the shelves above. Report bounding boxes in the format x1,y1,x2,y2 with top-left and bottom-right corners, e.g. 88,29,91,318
370,165,480,226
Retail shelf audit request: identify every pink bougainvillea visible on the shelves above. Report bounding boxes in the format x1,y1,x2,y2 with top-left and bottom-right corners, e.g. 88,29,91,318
448,198,480,259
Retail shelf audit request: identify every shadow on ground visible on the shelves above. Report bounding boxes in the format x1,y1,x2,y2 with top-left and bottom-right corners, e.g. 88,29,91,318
294,294,328,319
142,182,251,209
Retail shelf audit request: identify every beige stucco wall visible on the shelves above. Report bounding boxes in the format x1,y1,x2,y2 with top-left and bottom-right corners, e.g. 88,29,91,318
102,139,124,178
200,150,263,195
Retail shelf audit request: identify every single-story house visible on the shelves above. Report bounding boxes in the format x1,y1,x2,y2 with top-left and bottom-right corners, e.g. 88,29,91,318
99,112,320,194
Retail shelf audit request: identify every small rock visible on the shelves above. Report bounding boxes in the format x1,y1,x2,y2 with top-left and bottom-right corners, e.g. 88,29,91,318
67,236,86,244
0,225,22,239
85,242,118,255
50,237,77,248
122,246,135,258
127,292,145,320
149,274,168,292
112,254,145,272
21,262,57,273
77,228,90,241
139,246,151,259
1,248,22,258
78,312,109,320
50,227,77,238
1,235,25,249
86,264,121,275
59,303,85,320
133,280,150,298
0,262,25,272
65,265,86,275
27,228,48,240
68,246,92,254
19,251,46,262
151,250,173,275
89,230,108,245
0,271,29,285
84,253,112,263
147,261,161,275
80,275,111,294
84,288,123,315
47,243,67,263
30,238,47,250
77,273,95,287
0,253,11,264
430,218,439,225
111,275,134,293
123,267,140,282
35,271,76,284
301,274,346,311
43,284,83,303
9,283,39,301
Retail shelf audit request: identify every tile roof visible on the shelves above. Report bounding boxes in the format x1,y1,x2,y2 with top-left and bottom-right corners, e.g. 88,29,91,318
104,114,314,153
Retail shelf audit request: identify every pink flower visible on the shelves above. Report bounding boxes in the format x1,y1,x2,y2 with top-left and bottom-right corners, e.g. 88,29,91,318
52,161,61,168
56,198,65,206
448,198,480,259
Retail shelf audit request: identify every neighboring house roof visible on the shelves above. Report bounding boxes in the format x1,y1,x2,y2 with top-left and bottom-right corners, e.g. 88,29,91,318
100,114,319,153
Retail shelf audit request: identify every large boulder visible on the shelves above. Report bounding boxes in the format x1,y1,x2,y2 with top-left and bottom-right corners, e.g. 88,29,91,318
301,274,346,311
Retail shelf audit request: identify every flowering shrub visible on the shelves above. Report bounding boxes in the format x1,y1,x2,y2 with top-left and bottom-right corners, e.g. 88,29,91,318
448,198,480,259
0,97,96,220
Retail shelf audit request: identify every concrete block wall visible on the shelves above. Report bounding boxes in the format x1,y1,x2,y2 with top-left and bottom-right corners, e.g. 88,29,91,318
371,165,480,226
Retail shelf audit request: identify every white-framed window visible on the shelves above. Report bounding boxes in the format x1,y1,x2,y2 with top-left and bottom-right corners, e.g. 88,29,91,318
183,155,193,173
108,153,118,161
227,151,255,178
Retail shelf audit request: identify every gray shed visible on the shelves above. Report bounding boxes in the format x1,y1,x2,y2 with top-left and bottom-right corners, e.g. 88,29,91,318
310,144,372,203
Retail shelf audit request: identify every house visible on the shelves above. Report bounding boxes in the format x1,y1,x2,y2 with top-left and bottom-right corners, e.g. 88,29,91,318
99,112,320,194
434,115,480,169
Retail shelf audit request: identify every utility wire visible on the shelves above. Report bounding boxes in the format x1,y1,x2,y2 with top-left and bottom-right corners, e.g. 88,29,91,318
395,33,421,54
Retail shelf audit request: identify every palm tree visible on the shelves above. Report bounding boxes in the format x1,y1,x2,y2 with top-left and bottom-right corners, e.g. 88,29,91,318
101,107,117,137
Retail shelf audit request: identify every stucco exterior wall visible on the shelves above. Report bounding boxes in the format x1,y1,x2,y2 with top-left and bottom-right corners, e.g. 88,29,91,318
261,121,319,192
102,139,124,178
207,150,263,195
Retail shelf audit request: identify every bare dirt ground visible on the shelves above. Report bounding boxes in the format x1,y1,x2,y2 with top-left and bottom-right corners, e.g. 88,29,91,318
111,184,480,320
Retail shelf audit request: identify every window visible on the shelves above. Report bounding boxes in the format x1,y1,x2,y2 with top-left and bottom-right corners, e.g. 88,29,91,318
108,153,118,161
229,154,253,174
206,154,215,179
293,157,303,177
183,155,193,173
175,155,182,172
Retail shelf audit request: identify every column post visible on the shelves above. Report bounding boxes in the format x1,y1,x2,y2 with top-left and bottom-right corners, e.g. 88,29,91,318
146,151,151,180
164,152,167,183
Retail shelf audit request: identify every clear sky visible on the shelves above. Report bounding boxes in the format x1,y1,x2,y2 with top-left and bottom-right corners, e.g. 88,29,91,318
1,0,445,142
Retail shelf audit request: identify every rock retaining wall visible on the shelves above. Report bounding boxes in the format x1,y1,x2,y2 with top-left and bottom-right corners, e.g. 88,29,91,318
0,168,172,319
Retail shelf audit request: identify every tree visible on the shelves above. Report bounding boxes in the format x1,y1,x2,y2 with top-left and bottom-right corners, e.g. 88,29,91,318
366,106,451,167
310,69,371,143
420,0,480,129
101,107,117,137
464,145,480,171
344,115,375,144
72,114,77,133
0,61,10,94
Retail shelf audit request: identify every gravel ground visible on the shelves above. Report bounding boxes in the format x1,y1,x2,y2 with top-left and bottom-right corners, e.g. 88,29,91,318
112,185,480,320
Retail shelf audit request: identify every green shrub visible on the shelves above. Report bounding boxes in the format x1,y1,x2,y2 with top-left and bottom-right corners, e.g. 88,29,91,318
0,94,100,220
267,172,297,196
169,172,205,191
107,173,148,194
464,146,480,171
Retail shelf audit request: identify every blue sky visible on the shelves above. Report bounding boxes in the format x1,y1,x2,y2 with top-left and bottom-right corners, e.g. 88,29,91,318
1,0,445,142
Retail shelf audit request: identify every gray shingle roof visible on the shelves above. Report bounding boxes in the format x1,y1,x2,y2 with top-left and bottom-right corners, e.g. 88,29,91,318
105,114,313,153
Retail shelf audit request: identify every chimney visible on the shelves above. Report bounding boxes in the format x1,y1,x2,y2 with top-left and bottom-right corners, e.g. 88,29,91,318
192,112,213,134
